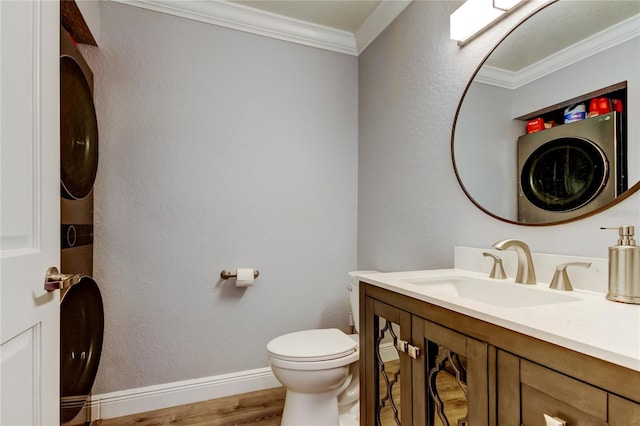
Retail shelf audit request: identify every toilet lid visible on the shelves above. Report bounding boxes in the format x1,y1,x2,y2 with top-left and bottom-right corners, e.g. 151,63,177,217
267,328,357,362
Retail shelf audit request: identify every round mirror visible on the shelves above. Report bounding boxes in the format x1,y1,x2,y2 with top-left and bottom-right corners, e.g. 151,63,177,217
452,0,640,225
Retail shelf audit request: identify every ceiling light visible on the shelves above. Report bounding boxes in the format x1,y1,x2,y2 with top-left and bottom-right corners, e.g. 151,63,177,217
450,0,526,45
493,0,525,11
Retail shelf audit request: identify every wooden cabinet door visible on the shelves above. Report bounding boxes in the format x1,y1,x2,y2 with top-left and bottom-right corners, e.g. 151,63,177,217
414,319,491,426
362,288,493,426
362,297,413,425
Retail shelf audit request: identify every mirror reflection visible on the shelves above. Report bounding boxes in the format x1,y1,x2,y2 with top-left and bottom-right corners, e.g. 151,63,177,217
452,0,640,225
376,318,403,424
429,346,468,426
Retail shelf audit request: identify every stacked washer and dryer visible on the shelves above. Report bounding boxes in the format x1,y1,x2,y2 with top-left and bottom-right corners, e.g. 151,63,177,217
60,26,104,425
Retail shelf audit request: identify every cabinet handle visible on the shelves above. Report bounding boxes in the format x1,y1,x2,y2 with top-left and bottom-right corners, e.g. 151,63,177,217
394,338,409,353
393,338,421,359
543,413,567,426
407,343,420,359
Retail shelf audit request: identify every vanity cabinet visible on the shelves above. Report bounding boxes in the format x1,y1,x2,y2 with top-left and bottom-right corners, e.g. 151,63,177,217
360,282,640,425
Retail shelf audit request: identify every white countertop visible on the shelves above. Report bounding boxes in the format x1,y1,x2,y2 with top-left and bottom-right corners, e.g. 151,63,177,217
358,268,640,372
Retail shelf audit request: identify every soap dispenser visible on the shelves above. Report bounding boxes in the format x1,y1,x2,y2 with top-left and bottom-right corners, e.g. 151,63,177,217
601,226,640,304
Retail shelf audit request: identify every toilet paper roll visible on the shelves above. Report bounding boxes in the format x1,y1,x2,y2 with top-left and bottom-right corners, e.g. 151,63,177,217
235,268,255,288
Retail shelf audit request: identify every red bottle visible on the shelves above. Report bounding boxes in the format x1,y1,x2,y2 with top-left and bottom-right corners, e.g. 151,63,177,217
589,97,612,116
526,118,545,134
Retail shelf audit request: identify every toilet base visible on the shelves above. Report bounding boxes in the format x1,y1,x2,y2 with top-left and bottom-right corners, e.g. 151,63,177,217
281,389,340,426
338,411,359,426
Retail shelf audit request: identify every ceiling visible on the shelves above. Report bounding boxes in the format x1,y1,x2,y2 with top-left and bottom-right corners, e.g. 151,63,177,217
230,0,382,33
486,0,640,73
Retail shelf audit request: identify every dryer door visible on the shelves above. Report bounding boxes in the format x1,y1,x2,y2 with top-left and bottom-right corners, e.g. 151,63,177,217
60,55,98,200
520,137,609,212
60,277,104,423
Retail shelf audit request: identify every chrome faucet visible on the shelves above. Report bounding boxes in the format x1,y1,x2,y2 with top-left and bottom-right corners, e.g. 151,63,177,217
491,239,537,284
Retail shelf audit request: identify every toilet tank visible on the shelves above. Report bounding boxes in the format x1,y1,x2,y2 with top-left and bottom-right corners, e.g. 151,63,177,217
347,271,379,333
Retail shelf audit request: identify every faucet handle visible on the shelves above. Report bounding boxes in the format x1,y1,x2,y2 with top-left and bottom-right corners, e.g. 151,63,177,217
549,262,591,291
483,252,507,279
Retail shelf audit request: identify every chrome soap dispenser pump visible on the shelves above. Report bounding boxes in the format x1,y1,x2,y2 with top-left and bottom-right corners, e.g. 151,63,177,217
601,225,640,304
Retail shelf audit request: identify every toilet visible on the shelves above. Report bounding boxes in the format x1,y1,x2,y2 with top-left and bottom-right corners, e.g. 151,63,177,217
266,271,378,426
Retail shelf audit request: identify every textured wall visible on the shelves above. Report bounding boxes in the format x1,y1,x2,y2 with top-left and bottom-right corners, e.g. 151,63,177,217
80,2,358,394
358,0,640,272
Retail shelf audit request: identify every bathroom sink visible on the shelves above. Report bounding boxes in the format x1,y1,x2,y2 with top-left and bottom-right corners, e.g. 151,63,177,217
400,275,581,308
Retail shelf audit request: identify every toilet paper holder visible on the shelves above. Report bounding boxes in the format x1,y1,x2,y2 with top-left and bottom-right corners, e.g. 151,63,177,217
220,269,260,280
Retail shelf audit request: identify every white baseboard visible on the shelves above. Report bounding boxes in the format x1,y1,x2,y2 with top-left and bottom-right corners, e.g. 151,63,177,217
91,345,398,421
90,367,281,421
379,341,399,363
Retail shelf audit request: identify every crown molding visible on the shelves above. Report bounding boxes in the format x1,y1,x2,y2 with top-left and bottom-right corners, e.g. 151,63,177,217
355,0,412,55
476,14,640,89
110,0,412,56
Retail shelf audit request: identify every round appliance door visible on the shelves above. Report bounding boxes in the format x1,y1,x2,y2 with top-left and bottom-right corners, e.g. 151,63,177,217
60,277,104,423
520,137,609,212
60,55,99,200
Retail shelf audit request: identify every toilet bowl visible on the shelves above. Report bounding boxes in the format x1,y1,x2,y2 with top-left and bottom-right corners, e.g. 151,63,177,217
266,271,378,426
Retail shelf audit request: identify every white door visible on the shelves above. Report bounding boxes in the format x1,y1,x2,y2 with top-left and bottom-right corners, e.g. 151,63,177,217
1,1,60,425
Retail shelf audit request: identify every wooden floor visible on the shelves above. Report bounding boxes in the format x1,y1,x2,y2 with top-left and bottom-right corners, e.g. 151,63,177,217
92,387,286,426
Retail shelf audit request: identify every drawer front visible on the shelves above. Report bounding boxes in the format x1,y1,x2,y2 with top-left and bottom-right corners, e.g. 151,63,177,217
609,394,640,425
521,360,608,421
521,385,607,426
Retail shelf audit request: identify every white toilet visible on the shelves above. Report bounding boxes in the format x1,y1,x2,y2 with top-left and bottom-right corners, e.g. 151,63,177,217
266,271,377,426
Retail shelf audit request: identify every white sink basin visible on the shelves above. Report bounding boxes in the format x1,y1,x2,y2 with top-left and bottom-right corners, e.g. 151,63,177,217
400,275,581,308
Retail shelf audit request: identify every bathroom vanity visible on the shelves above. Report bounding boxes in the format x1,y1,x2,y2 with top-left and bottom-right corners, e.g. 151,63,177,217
358,268,640,425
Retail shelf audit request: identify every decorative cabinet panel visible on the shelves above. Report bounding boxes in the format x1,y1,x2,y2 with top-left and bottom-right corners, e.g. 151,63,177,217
365,298,412,425
361,282,640,426
362,293,489,425
419,320,489,425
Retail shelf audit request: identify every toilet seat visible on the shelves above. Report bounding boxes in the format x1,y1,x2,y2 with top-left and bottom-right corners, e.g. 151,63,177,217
269,348,359,371
267,328,357,362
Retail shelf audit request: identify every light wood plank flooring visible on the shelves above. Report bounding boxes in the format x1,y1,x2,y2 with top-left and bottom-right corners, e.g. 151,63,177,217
92,387,286,426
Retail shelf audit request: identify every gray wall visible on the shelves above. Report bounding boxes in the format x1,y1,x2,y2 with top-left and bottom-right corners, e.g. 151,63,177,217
455,82,520,219
80,2,358,394
358,0,640,272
